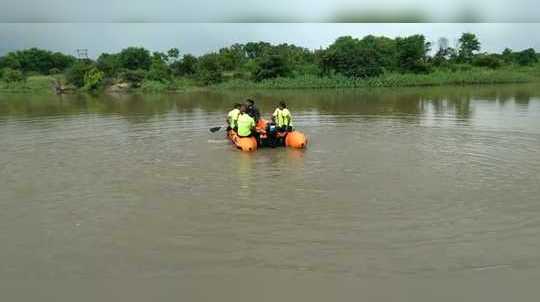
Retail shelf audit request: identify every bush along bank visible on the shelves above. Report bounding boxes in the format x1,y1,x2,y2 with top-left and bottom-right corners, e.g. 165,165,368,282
1,32,539,93
214,66,537,90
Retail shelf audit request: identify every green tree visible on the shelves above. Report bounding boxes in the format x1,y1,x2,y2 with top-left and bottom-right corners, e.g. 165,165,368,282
146,54,172,82
244,42,272,59
253,54,291,81
0,48,75,74
96,53,120,77
395,35,431,73
501,48,514,63
182,55,198,73
118,47,152,70
50,51,76,72
320,36,357,76
272,43,318,74
1,68,25,83
472,54,503,69
195,53,223,84
66,60,94,88
458,33,481,63
83,67,104,90
152,51,168,63
516,48,538,66
119,69,146,87
170,54,198,76
433,37,451,66
272,44,307,63
360,36,397,71
218,44,246,71
167,48,180,62
0,54,21,70
320,36,393,78
448,47,459,63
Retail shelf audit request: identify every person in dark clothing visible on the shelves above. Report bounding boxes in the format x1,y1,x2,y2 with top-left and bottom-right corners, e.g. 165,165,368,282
245,99,260,122
245,99,261,146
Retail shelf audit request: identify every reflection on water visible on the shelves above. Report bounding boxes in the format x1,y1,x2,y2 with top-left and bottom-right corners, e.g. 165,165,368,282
1,84,540,301
1,83,540,121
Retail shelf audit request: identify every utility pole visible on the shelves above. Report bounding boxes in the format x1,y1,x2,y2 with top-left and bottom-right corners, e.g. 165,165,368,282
75,49,88,59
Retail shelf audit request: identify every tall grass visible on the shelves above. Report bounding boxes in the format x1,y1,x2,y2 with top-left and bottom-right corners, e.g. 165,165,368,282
0,75,57,93
2,65,539,93
215,65,539,90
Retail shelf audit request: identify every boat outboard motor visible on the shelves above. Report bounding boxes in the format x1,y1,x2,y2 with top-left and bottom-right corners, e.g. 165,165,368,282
267,123,277,134
266,122,278,147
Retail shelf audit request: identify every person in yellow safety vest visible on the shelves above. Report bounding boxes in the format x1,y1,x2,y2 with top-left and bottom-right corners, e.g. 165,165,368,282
226,103,241,131
272,101,293,132
237,104,256,137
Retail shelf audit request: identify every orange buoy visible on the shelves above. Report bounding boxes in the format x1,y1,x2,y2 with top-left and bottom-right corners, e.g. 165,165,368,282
285,131,308,149
227,130,257,152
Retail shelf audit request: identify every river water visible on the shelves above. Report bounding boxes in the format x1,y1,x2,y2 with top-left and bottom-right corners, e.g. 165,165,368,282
1,84,540,301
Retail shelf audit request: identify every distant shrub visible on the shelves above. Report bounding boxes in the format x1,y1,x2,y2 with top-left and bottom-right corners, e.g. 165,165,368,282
395,34,431,74
96,53,121,77
48,67,61,75
293,63,322,77
473,55,503,69
140,80,168,92
253,55,291,81
66,61,94,87
0,48,76,74
240,59,258,75
407,61,432,74
2,68,25,83
195,53,223,85
145,58,171,83
450,64,473,72
119,69,147,87
83,67,104,90
170,54,198,76
516,48,538,66
117,47,152,70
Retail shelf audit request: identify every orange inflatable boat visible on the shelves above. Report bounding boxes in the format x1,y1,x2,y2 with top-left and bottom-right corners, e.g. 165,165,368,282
227,130,258,152
227,119,308,152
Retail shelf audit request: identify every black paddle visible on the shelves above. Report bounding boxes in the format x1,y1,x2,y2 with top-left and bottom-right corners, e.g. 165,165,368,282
210,126,225,133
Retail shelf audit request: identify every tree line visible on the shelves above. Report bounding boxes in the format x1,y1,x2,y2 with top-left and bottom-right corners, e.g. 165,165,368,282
0,33,538,89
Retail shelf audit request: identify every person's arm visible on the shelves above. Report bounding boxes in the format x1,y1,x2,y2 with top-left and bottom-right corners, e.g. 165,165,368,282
284,110,292,129
272,109,278,123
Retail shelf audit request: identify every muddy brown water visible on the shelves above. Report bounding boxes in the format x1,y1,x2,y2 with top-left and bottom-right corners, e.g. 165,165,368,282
1,84,540,301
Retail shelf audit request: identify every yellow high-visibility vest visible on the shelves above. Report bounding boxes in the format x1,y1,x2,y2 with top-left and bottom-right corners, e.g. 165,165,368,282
237,113,255,136
273,108,293,127
227,108,240,128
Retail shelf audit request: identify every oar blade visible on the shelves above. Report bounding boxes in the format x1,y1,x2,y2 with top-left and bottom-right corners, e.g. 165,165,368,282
209,126,222,133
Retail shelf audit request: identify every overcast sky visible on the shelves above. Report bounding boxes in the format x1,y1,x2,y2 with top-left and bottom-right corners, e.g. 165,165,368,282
1,23,539,57
1,0,539,22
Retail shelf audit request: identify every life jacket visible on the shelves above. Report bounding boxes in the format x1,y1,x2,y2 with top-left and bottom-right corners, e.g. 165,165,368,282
272,108,293,127
237,113,256,137
227,108,240,128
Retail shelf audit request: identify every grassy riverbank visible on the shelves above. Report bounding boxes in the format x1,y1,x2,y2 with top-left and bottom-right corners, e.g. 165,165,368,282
0,75,59,93
2,64,539,93
214,65,540,89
